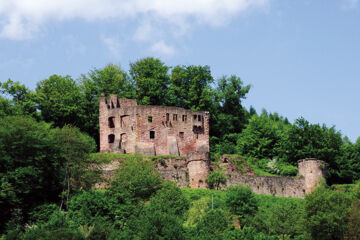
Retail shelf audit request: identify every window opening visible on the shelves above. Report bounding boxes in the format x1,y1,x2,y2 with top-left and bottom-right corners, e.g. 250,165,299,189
166,113,169,121
108,117,115,128
173,114,178,121
198,115,202,121
182,115,187,121
148,116,152,123
108,134,115,143
150,131,155,139
179,132,184,138
193,115,197,120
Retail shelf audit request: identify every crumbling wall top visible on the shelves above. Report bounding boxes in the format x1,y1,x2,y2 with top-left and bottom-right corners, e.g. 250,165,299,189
186,151,210,162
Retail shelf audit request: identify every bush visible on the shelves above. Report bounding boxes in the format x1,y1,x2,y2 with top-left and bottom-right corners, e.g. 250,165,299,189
149,181,189,217
225,185,258,219
108,158,162,203
196,209,229,239
68,191,114,226
206,171,227,189
28,204,58,224
305,184,353,240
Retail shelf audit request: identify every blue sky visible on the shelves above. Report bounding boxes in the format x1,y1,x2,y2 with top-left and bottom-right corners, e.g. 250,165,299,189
1,0,360,141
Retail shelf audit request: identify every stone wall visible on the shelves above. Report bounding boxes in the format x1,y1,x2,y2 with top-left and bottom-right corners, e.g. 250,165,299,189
187,152,210,188
221,158,326,198
94,153,326,198
225,174,305,198
99,94,210,156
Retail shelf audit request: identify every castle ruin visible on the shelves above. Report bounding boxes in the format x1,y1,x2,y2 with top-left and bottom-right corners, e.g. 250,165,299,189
99,94,210,156
98,94,326,197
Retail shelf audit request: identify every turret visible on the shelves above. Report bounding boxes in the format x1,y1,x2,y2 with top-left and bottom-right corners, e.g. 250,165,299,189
298,158,327,194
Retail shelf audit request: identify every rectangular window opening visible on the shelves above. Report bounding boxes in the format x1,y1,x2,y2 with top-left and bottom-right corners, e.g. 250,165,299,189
179,132,184,138
182,115,187,121
193,115,197,121
166,113,169,121
108,134,115,143
173,114,178,121
198,115,202,121
108,117,115,128
148,116,152,123
150,131,155,139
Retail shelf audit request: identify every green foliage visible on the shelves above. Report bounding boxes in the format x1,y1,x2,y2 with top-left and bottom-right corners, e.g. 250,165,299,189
0,79,38,118
304,184,354,240
79,63,135,145
108,158,162,203
132,207,186,240
279,118,343,183
345,199,360,240
236,114,287,160
28,204,58,224
67,191,113,226
35,75,83,128
221,227,279,240
130,57,169,105
0,116,62,232
184,197,210,227
167,65,215,111
52,125,97,210
206,171,227,189
225,185,258,219
195,209,229,239
149,181,189,216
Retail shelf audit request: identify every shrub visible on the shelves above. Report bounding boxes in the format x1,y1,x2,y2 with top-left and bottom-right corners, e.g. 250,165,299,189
225,185,258,219
206,171,227,189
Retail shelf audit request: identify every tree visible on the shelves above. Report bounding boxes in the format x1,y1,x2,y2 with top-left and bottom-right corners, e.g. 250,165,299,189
196,209,229,239
0,116,62,232
211,76,251,156
0,79,38,118
183,197,210,227
130,57,170,105
236,114,287,160
278,117,343,184
167,65,215,111
36,75,83,128
345,199,360,240
206,171,227,189
108,157,162,203
225,185,258,219
213,76,250,135
266,201,304,239
79,64,135,147
149,181,189,217
304,184,353,240
52,125,96,210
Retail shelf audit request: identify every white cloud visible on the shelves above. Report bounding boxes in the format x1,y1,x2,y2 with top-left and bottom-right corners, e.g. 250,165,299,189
150,40,176,56
101,35,122,58
0,0,269,40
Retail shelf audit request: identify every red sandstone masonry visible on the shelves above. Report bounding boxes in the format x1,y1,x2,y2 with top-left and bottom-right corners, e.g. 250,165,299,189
99,94,210,156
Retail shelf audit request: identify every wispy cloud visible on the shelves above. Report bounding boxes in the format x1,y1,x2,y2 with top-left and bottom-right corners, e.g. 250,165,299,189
150,40,176,57
0,0,269,40
101,35,122,59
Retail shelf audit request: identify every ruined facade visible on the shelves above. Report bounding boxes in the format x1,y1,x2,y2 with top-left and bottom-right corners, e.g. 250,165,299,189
98,94,327,197
99,94,210,156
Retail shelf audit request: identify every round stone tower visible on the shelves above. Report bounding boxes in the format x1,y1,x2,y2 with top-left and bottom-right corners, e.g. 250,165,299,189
298,158,327,194
186,152,210,188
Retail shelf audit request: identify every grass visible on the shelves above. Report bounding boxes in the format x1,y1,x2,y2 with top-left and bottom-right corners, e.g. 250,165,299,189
247,160,278,177
182,188,304,210
89,152,183,165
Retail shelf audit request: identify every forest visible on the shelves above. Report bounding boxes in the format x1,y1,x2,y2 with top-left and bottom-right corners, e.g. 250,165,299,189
1,57,360,239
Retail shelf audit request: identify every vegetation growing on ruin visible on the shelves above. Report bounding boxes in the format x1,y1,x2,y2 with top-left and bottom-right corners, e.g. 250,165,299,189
1,57,360,239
